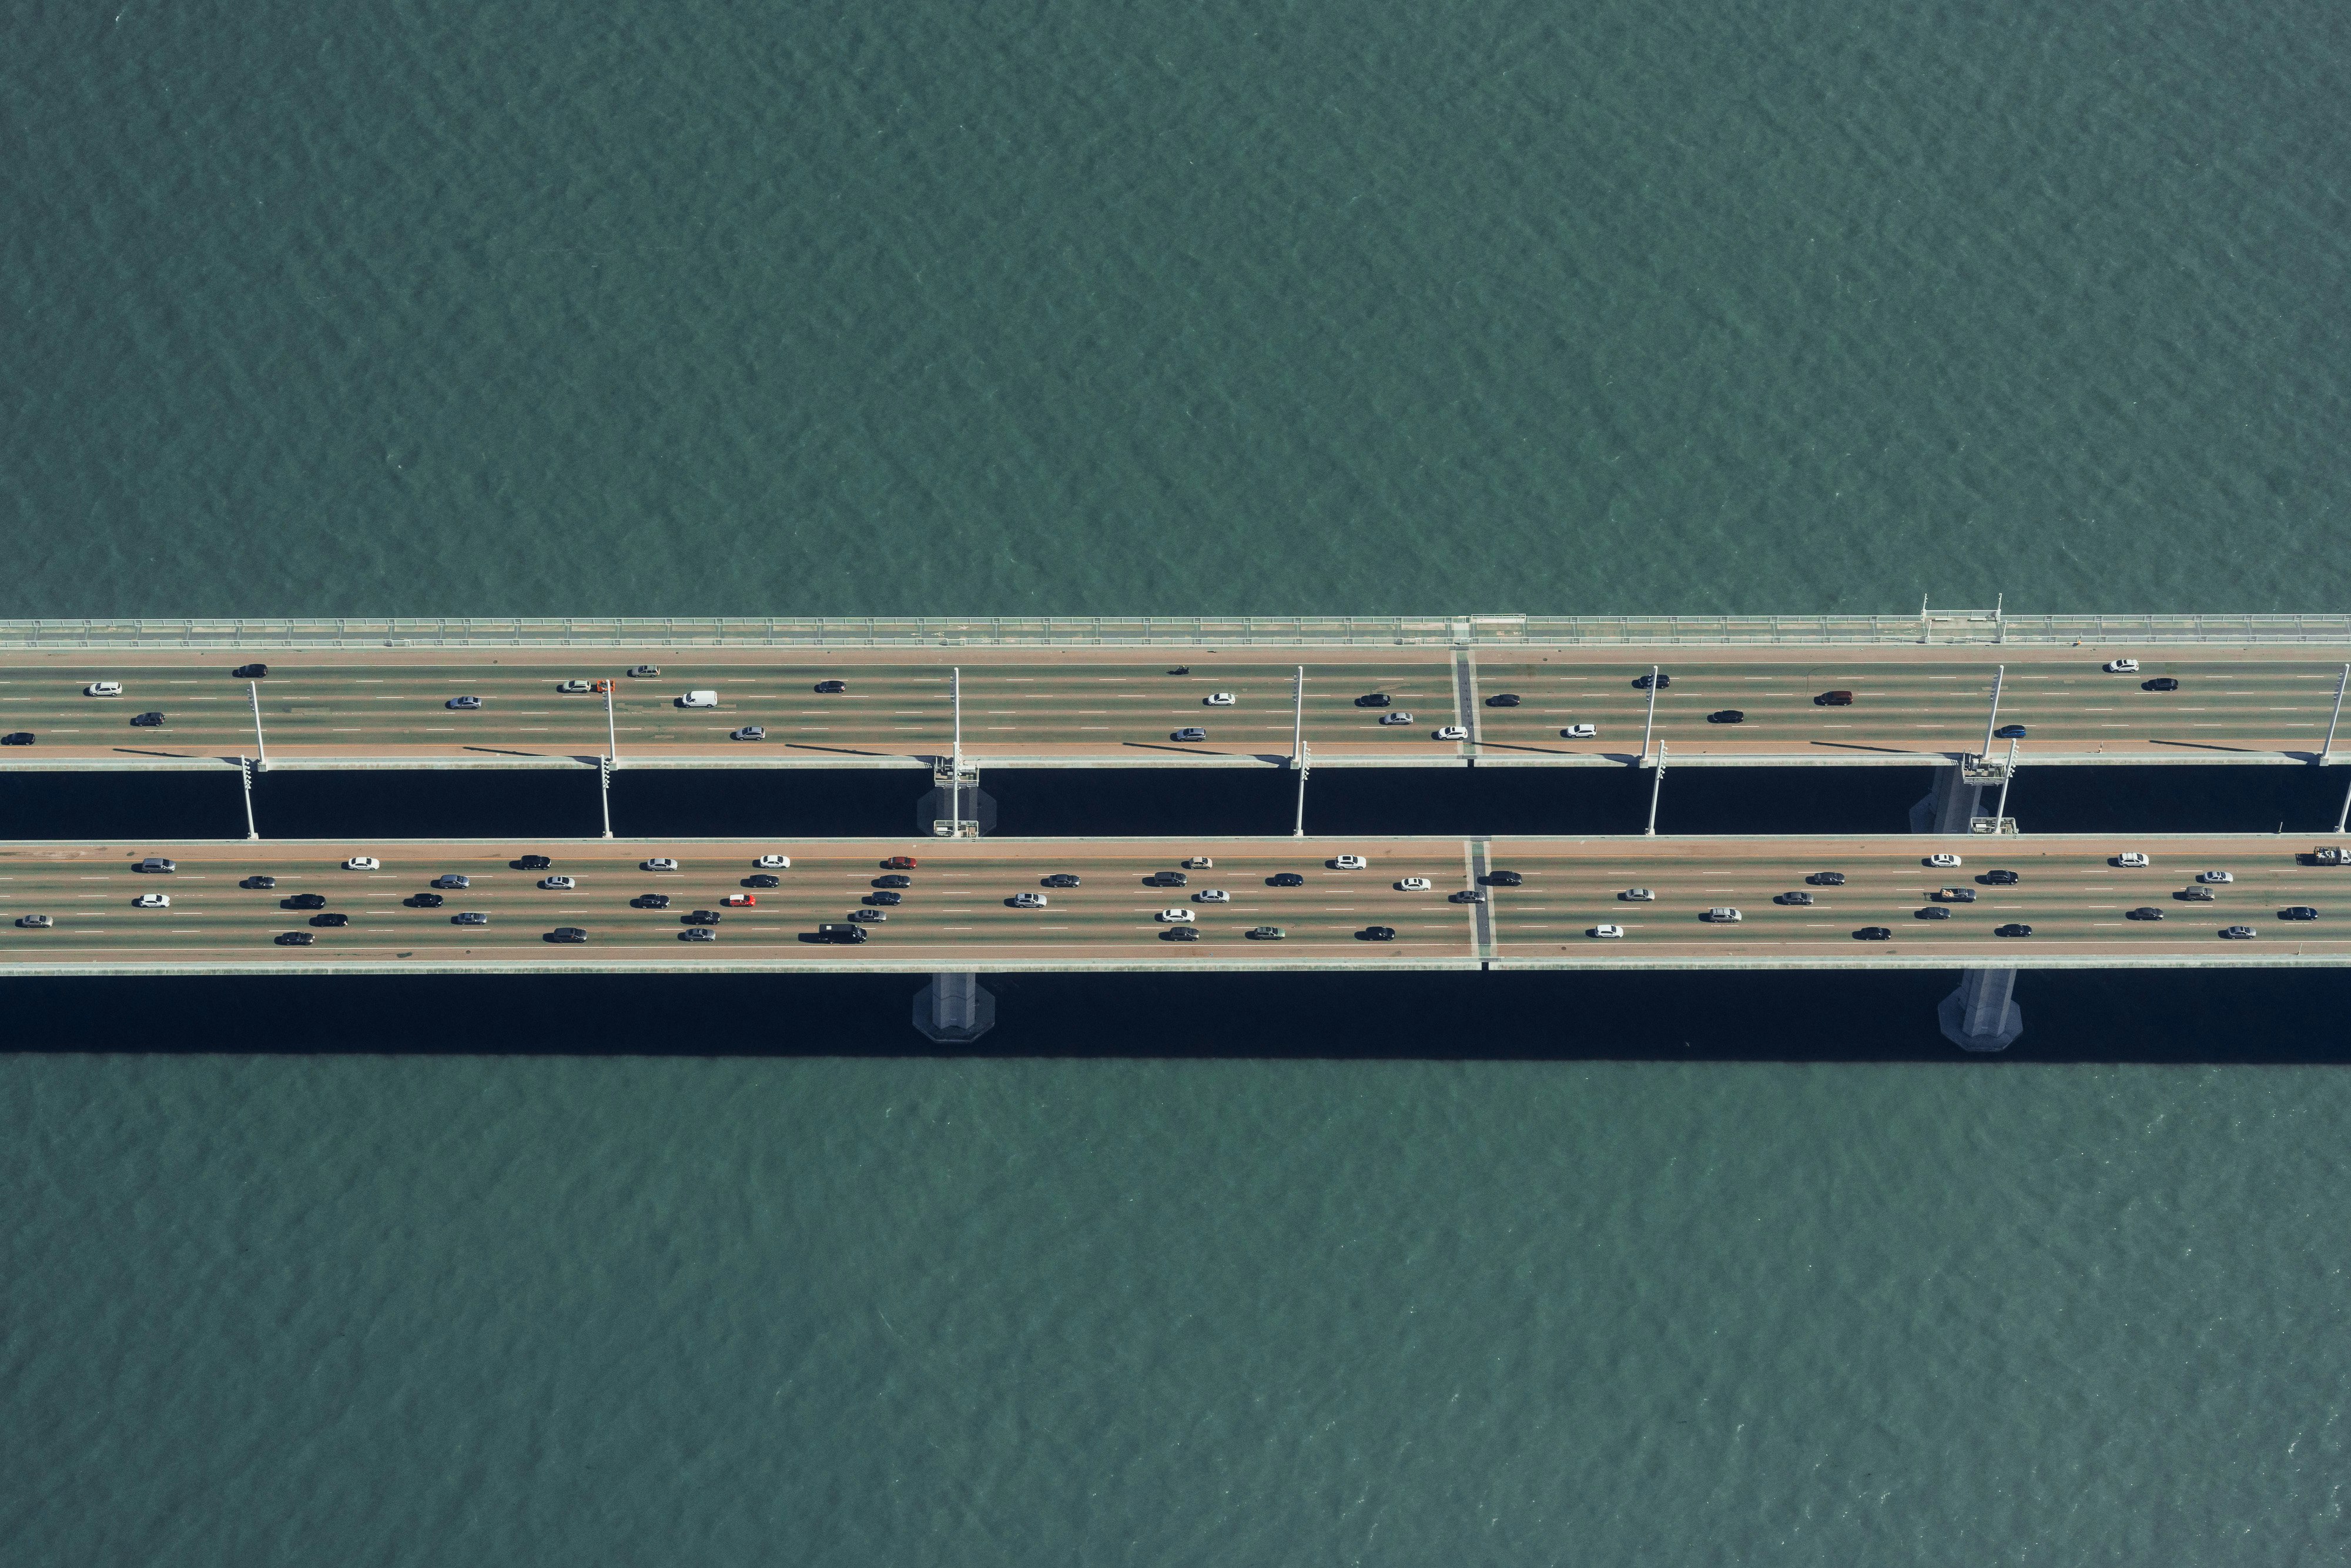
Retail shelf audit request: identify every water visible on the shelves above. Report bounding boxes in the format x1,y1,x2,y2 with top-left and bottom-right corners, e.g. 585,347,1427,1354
6,2,2351,1561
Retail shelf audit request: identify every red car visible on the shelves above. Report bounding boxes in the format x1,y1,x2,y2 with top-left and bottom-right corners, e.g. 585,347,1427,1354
883,855,919,870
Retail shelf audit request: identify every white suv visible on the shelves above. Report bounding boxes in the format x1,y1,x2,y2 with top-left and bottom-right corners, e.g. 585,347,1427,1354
1705,907,1742,923
85,681,122,697
1011,893,1047,909
1331,855,1367,870
2114,852,2151,867
1589,924,1625,939
1434,725,1468,741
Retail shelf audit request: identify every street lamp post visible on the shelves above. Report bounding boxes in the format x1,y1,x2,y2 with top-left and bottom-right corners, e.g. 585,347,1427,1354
2322,664,2348,764
1991,734,2019,827
1640,666,1659,762
1291,666,1307,837
1644,743,1667,836
1977,665,2005,760
249,681,267,770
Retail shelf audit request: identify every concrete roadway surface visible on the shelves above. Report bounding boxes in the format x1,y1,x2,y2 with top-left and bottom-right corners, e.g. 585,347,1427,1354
1,834,2345,973
0,645,2345,769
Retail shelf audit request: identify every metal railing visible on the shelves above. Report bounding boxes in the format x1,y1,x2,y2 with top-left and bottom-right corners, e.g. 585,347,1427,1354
0,612,2345,649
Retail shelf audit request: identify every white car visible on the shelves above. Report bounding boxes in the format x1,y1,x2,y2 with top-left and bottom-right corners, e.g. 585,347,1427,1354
1182,856,1214,869
1924,853,1963,869
1156,907,1195,923
2104,658,2140,674
678,690,718,708
135,893,170,909
755,855,792,869
557,679,591,693
1011,892,1047,909
1705,907,1742,923
1396,877,1432,892
1561,723,1598,739
85,681,123,697
1589,924,1625,939
1379,712,1414,726
2115,852,2151,868
343,856,380,871
539,876,576,890
1435,725,1468,741
641,858,679,872
1331,855,1367,870
1194,889,1230,903
2196,870,2233,884
1619,887,1655,902
1204,692,1235,706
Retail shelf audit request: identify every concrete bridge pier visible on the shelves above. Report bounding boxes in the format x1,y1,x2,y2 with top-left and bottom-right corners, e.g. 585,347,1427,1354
1939,967,2024,1051
1907,763,1983,835
913,971,997,1044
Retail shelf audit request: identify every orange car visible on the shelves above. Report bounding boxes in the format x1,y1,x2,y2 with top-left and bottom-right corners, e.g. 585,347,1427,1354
590,679,614,694
883,855,919,870
723,892,756,906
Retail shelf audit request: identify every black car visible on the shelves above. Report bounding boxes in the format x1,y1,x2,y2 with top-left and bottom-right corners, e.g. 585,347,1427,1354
1853,927,1892,940
1981,869,2021,886
1485,693,1522,708
1447,889,1486,904
1706,709,1744,724
1915,906,1951,920
130,711,165,728
283,893,327,910
1814,690,1854,706
1805,871,1847,887
1146,871,1189,887
849,907,887,922
1994,723,2028,739
744,874,781,889
1167,666,1191,676
275,930,315,946
1994,924,2034,938
240,875,277,890
2280,906,2320,921
1,732,31,745
547,927,588,943
2126,906,2165,921
1359,926,1397,942
1773,891,1814,906
1355,693,1392,708
406,893,445,909
874,874,913,889
1632,672,1670,690
310,912,350,927
1480,870,1523,887
631,893,672,910
1269,872,1305,887
684,910,723,925
1160,926,1201,942
233,663,269,679
2141,678,2181,692
867,890,904,906
814,679,848,693
815,923,868,944
516,854,553,871
1043,874,1082,888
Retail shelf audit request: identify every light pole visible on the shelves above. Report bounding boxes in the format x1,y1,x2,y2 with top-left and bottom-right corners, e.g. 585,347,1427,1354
248,681,267,771
1640,665,1659,762
240,756,258,840
605,680,618,765
598,756,612,839
2336,769,2351,837
1977,665,2005,760
1291,666,1307,837
1991,735,2018,828
2322,664,2348,764
1644,743,1667,836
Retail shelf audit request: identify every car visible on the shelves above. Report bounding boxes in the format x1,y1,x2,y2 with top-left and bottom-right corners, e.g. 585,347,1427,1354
684,910,722,925
407,893,445,909
591,681,612,693
1485,693,1522,708
516,855,553,870
1915,906,1951,920
814,679,848,693
1355,693,1392,708
16,914,53,929
1331,855,1368,870
849,907,886,922
1706,709,1744,724
1161,926,1201,942
2310,847,2345,866
1157,908,1194,923
2126,907,2165,921
627,665,659,678
1379,712,1414,726
453,912,490,926
1360,926,1398,942
631,894,672,910
642,858,679,872
433,875,471,890
1994,923,2034,938
681,927,718,942
283,893,327,910
84,681,122,697
875,874,913,889
742,874,781,889
1935,887,1978,903
135,857,176,874
1805,872,1847,887
1448,890,1486,904
1994,723,2027,739
1925,853,1963,868
1,732,31,745
1632,672,1670,689
1204,692,1236,706
276,930,315,946
724,893,758,907
1268,873,1304,887
311,912,349,927
1043,874,1082,888
1146,871,1189,888
2175,886,2216,903
1194,889,1230,903
1620,887,1655,901
1245,927,1286,940
2196,870,2233,884
446,696,482,710
1560,723,1598,739
1480,870,1523,887
730,726,766,742
343,856,380,871
1171,728,1208,742
2220,925,2256,940
1853,927,1892,940
1981,870,2020,886
233,663,269,679
1814,690,1854,706
866,890,903,906
2114,852,2149,867
1588,924,1625,939
240,875,277,890
547,927,588,943
2281,906,2320,921
2141,678,2181,692
815,923,868,944
539,876,576,890
1773,891,1814,906
557,680,591,694
678,691,718,708
1011,892,1048,908
2104,658,2140,674
1704,907,1742,923
1396,877,1432,892
1181,857,1214,870
1434,725,1469,741
756,855,792,869
130,712,165,728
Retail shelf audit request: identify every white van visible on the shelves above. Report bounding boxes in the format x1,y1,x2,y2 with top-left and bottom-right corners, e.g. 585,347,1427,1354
678,690,718,708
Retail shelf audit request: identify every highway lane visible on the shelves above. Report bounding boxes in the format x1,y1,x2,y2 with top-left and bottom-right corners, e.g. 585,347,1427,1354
1,835,2345,971
0,645,2346,768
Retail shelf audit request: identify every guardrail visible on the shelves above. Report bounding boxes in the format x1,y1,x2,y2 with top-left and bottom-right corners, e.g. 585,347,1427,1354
0,613,2345,648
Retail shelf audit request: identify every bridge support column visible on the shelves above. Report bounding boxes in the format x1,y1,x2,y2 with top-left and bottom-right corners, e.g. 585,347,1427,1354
913,971,996,1044
1939,967,2022,1052
1908,763,1983,835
